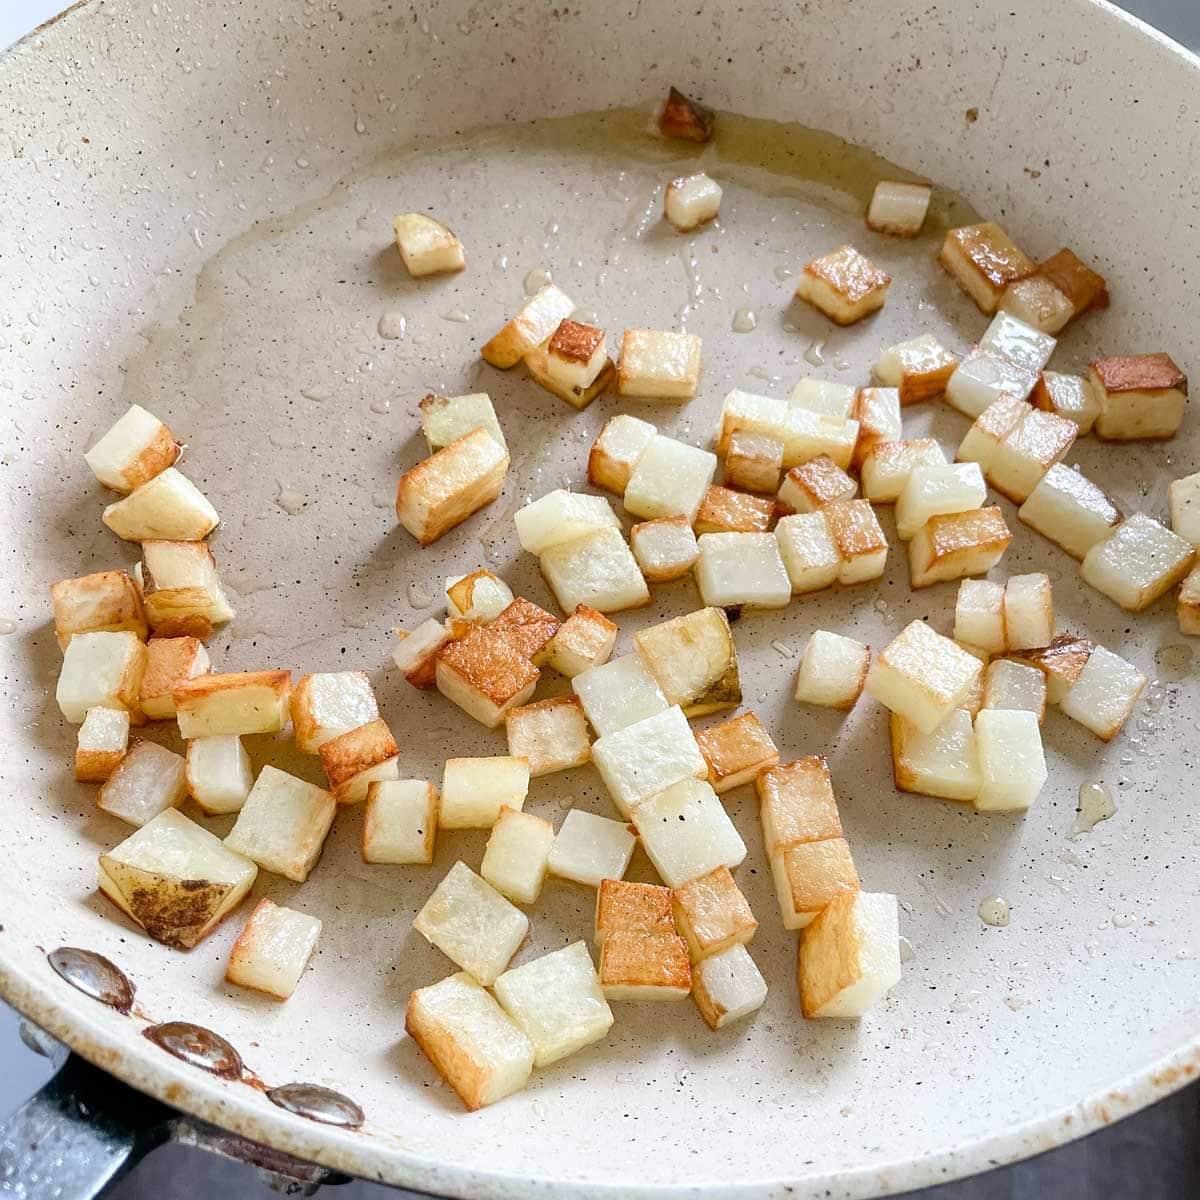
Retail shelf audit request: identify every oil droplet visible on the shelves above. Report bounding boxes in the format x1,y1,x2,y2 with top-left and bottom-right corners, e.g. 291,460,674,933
1112,912,1137,929
191,228,204,249
354,116,366,134
0,618,16,635
377,311,407,340
1143,680,1167,713
408,579,437,609
898,936,915,963
1003,994,1028,1012
951,988,983,1012
371,492,393,509
731,307,757,334
770,639,795,658
442,308,471,323
275,483,308,515
300,386,330,402
1071,782,1115,837
369,398,391,415
570,307,599,327
830,351,851,371
523,267,553,296
804,339,826,367
978,897,1011,927
746,365,781,386
772,264,794,282
493,253,510,271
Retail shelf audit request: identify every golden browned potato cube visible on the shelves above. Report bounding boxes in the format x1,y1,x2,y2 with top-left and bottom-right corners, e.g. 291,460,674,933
658,85,714,142
694,711,780,794
798,891,901,1018
873,334,958,405
851,387,902,468
1090,354,1188,441
598,930,692,1001
174,669,292,738
587,414,657,496
393,213,465,277
1037,248,1109,318
617,329,702,400
1008,634,1095,704
777,455,856,513
771,837,860,930
436,626,539,729
594,879,677,946
50,570,148,650
822,499,888,585
938,221,1036,314
524,342,614,411
75,706,131,782
723,430,784,494
489,597,560,665
139,540,235,636
84,404,180,494
987,409,1078,503
693,485,776,534
908,506,1013,588
755,756,842,857
319,718,400,804
794,244,891,325
633,606,740,718
481,284,574,369
546,604,618,678
393,619,455,690
672,866,758,960
139,636,210,720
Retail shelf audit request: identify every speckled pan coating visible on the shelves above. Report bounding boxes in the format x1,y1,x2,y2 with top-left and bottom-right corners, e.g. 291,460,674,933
1,1,1199,1197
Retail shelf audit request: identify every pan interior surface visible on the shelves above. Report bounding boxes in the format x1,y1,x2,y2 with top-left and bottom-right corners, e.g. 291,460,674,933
1,1,1199,1197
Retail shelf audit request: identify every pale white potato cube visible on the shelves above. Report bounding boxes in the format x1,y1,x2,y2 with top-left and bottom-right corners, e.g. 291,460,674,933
413,861,529,985
1180,566,1200,635
873,333,957,404
1003,573,1054,650
771,837,860,929
548,809,637,889
393,618,454,689
692,943,769,1030
716,389,791,455
440,757,529,830
794,244,890,325
777,455,856,513
794,631,870,710
419,392,506,453
56,631,146,724
784,407,861,470
894,462,986,541
139,539,235,633
974,709,1047,811
724,430,784,494
446,569,514,624
982,660,1047,721
861,438,946,503
1057,644,1147,740
624,434,717,523
543,320,609,393
775,512,840,594
865,620,983,734
908,507,1013,589
505,696,591,777
938,222,1035,314
978,310,1056,375
546,604,617,678
1169,472,1200,547
96,740,186,827
954,578,1006,655
695,532,792,609
539,527,650,615
226,898,321,1001
890,709,979,802
1032,371,1100,434
823,500,889,585
587,414,657,495
174,670,292,738
84,404,178,494
75,706,131,782
618,329,702,400
850,386,903,468
1080,513,1195,611
514,489,620,555
945,348,1037,418
630,515,700,582
224,766,336,882
591,706,706,817
362,779,438,865
986,408,1078,503
634,778,747,887
102,468,219,542
185,735,253,815
955,393,1028,478
633,606,741,718
481,283,574,369
393,212,465,276
866,180,931,237
50,569,148,649
481,807,555,904
405,972,533,1110
1018,464,1122,560
999,274,1074,334
799,892,901,1018
573,653,668,736
1090,353,1187,441
789,378,856,419
289,670,379,755
663,173,722,232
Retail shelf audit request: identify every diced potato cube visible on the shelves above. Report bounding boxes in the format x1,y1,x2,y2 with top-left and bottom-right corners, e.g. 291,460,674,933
694,485,776,534
978,310,1056,376
599,930,692,1000
594,879,676,945
591,706,706,817
958,645,988,716
778,455,856,513
539,527,650,614
982,660,1047,721
548,809,637,889
775,512,840,594
1169,472,1200,547
318,718,399,804
1080,513,1195,611
224,766,336,882
435,626,539,728
974,709,1047,811
696,532,792,608
890,709,979,802
440,756,529,830
895,462,986,541
226,898,321,1000
76,706,131,782
658,85,714,142
724,430,785,494
1003,573,1054,650
587,414,657,495
793,630,871,710
999,274,1074,334
692,943,768,1029
630,515,700,582
1090,354,1188,441
823,500,889,584
664,173,722,232
1018,464,1122,560
716,389,789,456
1056,644,1146,739
1037,248,1109,318
850,387,902,468
413,861,529,985
446,570,514,624
393,212,464,277
362,779,438,865
99,809,256,948
185,735,253,816
771,837,860,930
174,670,291,738
954,578,1006,655
96,739,186,827
955,394,1029,477
624,434,717,523
633,778,747,887
393,619,455,690
794,244,890,325
489,597,560,665
789,378,857,419
85,404,179,494
908,507,1013,588
525,340,614,411
695,711,779,793
1032,372,1100,435
514,489,620,555
873,334,957,404
1177,566,1200,636
987,408,1078,503
860,438,946,503
799,892,901,1018
755,756,842,856
945,349,1037,418
1008,634,1096,705
672,866,757,960
481,806,555,904
139,636,210,720
866,179,931,237
573,653,668,736
866,620,983,734
481,284,575,369
138,540,234,635
544,319,608,390
494,942,613,1067
546,604,617,677
938,221,1035,314
56,630,147,724
50,570,147,650
101,468,219,542
617,329,702,400
505,695,591,777
292,670,380,751
418,391,505,455
405,972,533,1110
395,428,510,546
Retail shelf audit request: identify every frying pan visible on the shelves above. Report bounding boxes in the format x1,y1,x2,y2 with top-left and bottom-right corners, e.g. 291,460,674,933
1,0,1199,1196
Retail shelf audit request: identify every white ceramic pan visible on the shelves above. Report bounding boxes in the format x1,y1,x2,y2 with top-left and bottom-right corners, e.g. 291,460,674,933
1,0,1199,1196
